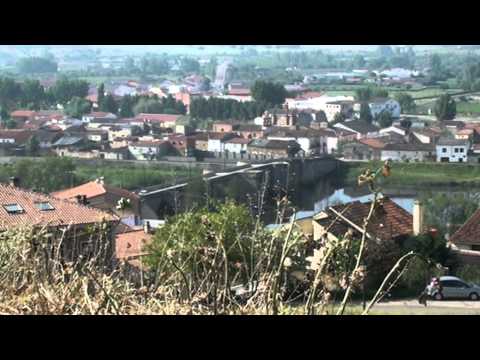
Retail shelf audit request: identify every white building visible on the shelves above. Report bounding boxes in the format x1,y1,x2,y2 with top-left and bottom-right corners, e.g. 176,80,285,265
354,98,401,119
379,126,407,137
436,138,470,163
381,143,435,162
224,138,250,156
285,95,355,117
82,112,117,124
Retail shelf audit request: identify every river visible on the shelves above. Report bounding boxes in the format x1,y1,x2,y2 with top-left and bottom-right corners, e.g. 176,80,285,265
295,181,480,216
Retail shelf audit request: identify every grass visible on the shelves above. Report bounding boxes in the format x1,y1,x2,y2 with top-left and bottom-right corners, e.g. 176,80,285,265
456,101,480,115
337,161,480,187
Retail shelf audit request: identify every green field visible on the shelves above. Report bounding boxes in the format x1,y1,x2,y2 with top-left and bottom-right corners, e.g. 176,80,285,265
456,101,480,114
337,161,480,187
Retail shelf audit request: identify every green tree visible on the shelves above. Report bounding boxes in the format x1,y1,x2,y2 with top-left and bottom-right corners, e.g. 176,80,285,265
65,97,92,118
395,92,416,113
26,135,40,156
48,77,89,105
359,102,373,123
376,110,393,128
17,57,58,74
20,79,45,110
180,58,200,73
355,87,372,102
315,110,328,123
434,94,456,121
101,94,118,114
119,95,135,117
97,83,105,108
251,80,287,106
430,54,442,79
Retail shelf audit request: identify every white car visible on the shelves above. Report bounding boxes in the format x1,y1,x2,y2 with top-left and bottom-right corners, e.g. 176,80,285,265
427,276,480,301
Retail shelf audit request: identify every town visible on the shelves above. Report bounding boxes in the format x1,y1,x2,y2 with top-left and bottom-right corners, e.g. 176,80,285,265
2,45,480,315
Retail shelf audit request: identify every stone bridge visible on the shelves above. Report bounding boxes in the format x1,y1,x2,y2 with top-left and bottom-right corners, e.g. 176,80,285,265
139,156,339,220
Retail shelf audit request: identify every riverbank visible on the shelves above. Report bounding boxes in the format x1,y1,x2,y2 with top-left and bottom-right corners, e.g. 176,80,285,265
337,161,480,187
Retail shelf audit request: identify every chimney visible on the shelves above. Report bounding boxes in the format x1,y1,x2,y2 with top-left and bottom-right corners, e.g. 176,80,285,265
9,177,20,187
413,200,424,236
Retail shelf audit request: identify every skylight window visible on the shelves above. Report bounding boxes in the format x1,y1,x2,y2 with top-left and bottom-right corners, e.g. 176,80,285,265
35,202,55,211
3,203,25,214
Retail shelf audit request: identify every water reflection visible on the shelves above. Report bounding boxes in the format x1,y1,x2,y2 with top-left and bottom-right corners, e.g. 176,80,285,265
295,181,479,216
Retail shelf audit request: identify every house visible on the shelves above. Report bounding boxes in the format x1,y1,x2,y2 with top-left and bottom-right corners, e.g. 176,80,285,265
436,138,470,162
334,120,379,140
0,181,118,263
86,129,109,143
166,134,196,157
449,208,480,265
207,132,238,154
247,139,302,160
52,178,141,227
236,124,264,140
35,128,63,149
107,125,135,142
381,143,435,162
354,98,401,119
311,197,416,243
323,100,354,122
115,228,153,270
343,138,386,161
224,137,250,158
82,112,117,124
134,113,180,129
192,132,209,152
455,128,476,142
212,122,235,133
379,125,408,137
128,139,172,160
266,127,329,156
10,110,37,123
0,130,34,145
259,108,298,128
411,128,442,144
99,147,130,160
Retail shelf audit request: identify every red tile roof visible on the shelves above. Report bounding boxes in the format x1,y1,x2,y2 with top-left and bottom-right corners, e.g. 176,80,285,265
0,183,118,230
228,88,251,96
358,138,386,149
0,130,33,144
315,198,413,241
450,208,480,246
135,113,181,123
52,180,139,202
115,229,152,260
11,110,36,118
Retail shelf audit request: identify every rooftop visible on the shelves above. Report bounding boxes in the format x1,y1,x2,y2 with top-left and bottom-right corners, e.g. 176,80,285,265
436,137,469,146
451,208,480,246
335,120,379,134
0,183,118,230
314,198,413,241
52,180,138,202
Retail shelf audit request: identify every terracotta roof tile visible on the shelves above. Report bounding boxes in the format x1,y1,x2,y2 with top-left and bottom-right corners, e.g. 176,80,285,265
116,229,152,260
314,198,413,241
0,183,118,230
450,208,480,246
52,181,139,202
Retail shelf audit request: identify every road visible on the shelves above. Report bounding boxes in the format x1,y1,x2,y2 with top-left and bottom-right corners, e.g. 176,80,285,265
366,299,480,315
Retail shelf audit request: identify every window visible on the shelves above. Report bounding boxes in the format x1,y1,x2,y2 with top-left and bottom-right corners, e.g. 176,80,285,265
35,202,55,211
460,148,465,153
442,148,447,153
3,203,25,214
454,148,459,153
471,245,480,251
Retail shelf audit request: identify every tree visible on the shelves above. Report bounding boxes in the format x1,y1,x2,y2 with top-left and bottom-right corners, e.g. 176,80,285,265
17,57,58,74
434,94,456,121
48,77,89,105
355,87,373,102
20,80,45,110
400,118,412,129
377,45,394,58
0,77,22,110
353,55,366,69
97,83,105,108
395,92,416,114
26,135,40,156
377,111,393,128
65,97,92,118
251,80,288,106
430,54,442,79
330,112,346,127
180,58,201,73
359,102,373,123
133,98,165,115
101,94,118,114
315,110,328,123
119,95,135,117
